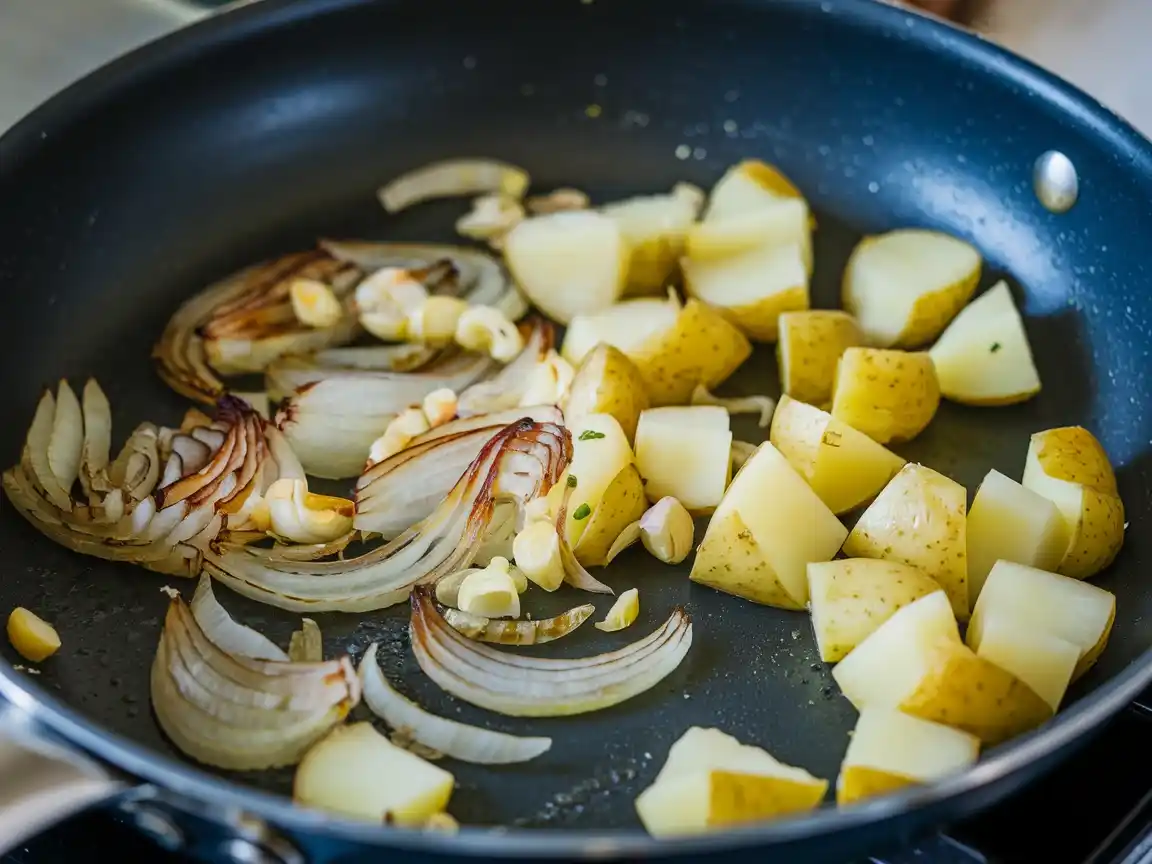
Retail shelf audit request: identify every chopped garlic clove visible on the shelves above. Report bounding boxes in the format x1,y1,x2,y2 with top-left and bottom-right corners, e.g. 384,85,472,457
435,568,480,608
512,520,565,591
595,588,639,632
604,520,642,564
422,388,458,428
290,279,345,329
367,408,432,467
355,268,429,341
408,297,470,346
7,607,61,662
690,384,776,428
526,188,590,214
265,478,354,545
522,496,554,526
456,560,521,619
455,306,524,362
639,497,695,564
456,194,525,242
519,351,576,408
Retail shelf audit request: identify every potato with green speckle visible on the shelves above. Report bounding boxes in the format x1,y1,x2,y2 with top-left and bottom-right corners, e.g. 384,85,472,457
691,510,804,610
1021,426,1125,580
842,464,968,620
807,559,941,662
573,463,648,567
777,310,864,407
830,348,940,444
562,344,649,443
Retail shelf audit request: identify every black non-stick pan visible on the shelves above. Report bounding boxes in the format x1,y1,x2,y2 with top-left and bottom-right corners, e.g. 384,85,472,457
1,0,1151,861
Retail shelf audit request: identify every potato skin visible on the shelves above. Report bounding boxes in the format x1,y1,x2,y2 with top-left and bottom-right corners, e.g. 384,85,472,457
808,559,941,662
1030,426,1118,495
563,344,650,443
691,510,805,610
831,348,940,444
777,310,864,407
573,463,648,567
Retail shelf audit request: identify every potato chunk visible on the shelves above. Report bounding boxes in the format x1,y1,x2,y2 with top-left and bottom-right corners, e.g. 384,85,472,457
635,406,732,512
562,343,649,443
830,348,940,444
777,310,864,406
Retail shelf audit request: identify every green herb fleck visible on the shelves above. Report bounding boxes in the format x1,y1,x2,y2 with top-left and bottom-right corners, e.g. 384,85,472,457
578,429,607,441
573,503,592,520
567,474,578,489
990,342,1002,353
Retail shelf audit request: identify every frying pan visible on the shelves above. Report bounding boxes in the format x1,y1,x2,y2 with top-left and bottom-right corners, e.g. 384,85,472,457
1,0,1151,861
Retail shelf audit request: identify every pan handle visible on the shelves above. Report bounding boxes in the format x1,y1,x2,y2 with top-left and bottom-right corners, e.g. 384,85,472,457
0,699,125,856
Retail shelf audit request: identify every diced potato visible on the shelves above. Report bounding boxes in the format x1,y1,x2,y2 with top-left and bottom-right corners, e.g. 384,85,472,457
971,612,1079,711
503,210,630,324
769,395,905,515
687,199,812,272
546,414,634,547
843,464,969,619
832,591,1051,745
635,726,827,837
573,464,648,567
966,469,1068,605
690,442,847,609
808,559,941,663
602,191,700,295
704,159,806,220
836,709,980,806
830,348,940,444
562,296,752,406
967,560,1116,681
294,722,454,825
562,343,650,442
777,310,864,406
842,229,981,348
1021,427,1124,580
928,281,1041,405
635,406,732,512
6,607,61,662
682,242,809,342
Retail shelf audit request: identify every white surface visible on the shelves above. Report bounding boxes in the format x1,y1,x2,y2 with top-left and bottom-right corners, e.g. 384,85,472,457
0,0,1148,136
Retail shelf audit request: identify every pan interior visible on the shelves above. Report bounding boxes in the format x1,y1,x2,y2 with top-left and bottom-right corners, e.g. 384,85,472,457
0,0,1149,831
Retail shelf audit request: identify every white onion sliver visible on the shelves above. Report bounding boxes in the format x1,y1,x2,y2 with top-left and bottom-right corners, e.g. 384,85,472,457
359,643,550,765
190,575,287,661
377,159,530,214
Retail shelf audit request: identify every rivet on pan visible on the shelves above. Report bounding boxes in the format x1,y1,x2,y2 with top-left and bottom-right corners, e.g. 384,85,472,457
1033,150,1079,213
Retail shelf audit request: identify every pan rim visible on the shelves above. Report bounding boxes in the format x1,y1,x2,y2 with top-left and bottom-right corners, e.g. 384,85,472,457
2,0,1152,855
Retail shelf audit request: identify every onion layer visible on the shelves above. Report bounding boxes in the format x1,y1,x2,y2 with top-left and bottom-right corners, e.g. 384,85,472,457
151,587,360,770
442,604,595,645
409,588,693,717
376,159,530,214
456,319,554,417
359,644,550,765
204,420,570,612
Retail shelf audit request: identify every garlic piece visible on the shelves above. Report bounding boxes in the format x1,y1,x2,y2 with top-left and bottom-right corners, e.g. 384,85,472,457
290,279,344,329
512,520,565,591
434,568,478,608
639,497,694,564
690,384,776,428
356,267,430,341
527,188,590,214
456,558,521,618
264,478,354,545
455,306,524,362
522,496,554,527
367,408,431,466
421,388,458,428
594,588,639,633
730,440,758,471
456,194,525,243
7,607,61,662
407,296,470,346
519,351,576,407
604,520,642,564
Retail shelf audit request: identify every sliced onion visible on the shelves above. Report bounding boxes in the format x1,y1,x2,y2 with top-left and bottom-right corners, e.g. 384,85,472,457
377,159,530,214
690,385,776,428
442,603,595,645
322,240,527,320
731,440,759,470
275,352,496,480
190,574,287,661
79,379,113,499
204,420,570,612
354,406,563,538
554,481,614,595
409,589,692,717
154,248,363,404
3,386,293,578
289,619,324,662
151,590,359,770
456,319,554,417
359,643,550,765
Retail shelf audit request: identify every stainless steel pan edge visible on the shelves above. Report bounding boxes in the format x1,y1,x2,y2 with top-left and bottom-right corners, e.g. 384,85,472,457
2,0,1152,859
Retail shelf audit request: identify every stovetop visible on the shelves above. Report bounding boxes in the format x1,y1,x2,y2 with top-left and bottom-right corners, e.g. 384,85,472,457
7,697,1152,864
